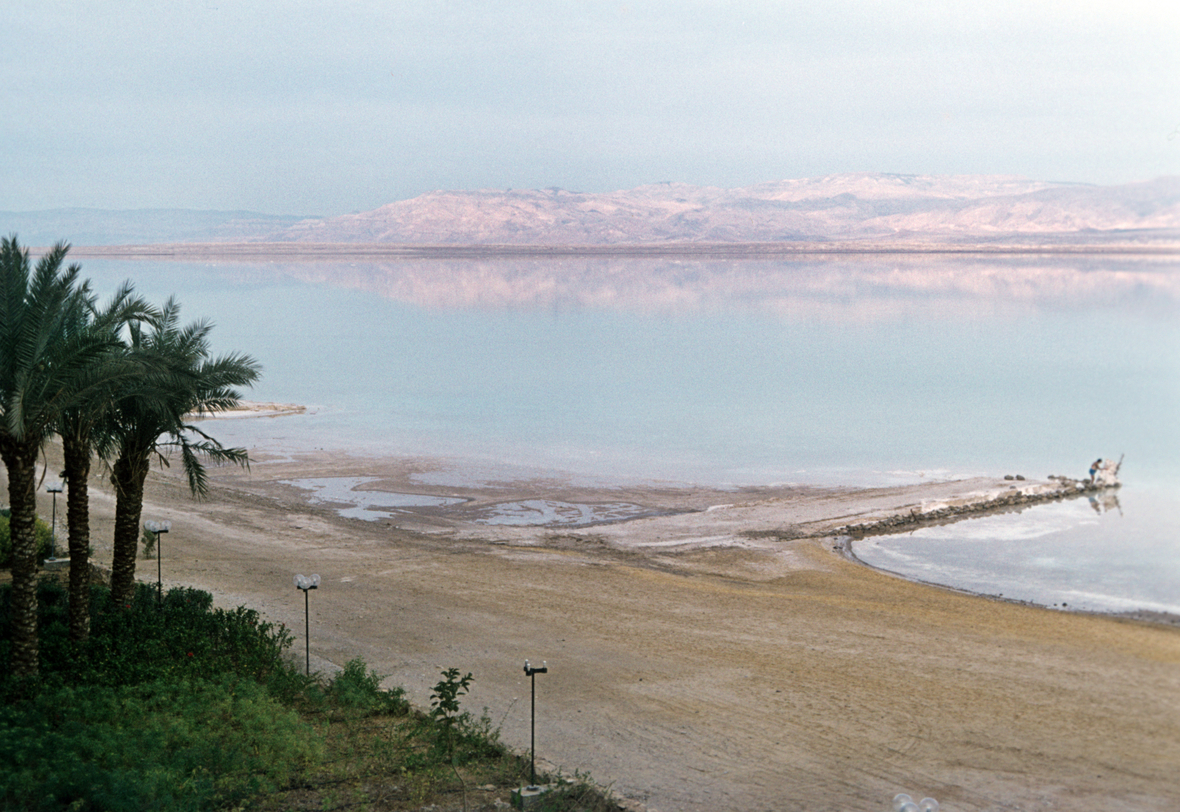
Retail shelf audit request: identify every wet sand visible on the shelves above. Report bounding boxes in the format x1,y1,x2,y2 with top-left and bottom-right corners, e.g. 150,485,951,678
32,447,1180,812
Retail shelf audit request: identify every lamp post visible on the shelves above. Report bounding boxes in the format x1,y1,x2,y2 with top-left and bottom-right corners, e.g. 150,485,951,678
523,659,548,787
46,482,63,559
144,520,171,603
294,574,320,675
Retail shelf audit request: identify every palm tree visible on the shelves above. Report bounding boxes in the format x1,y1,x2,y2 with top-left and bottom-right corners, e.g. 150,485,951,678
0,237,122,678
107,299,260,606
55,283,157,643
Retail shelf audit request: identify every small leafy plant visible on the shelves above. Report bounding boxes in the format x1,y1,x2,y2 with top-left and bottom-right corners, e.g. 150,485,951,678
430,667,475,810
140,525,157,559
430,667,474,733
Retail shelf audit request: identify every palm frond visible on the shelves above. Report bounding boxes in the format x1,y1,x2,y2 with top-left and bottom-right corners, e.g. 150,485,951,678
101,296,259,498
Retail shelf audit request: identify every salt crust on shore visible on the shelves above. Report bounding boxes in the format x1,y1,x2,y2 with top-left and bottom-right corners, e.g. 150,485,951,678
188,401,306,419
30,447,1180,812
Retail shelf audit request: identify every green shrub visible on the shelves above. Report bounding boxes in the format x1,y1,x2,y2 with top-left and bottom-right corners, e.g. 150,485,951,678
426,667,507,762
0,580,309,702
0,676,323,811
430,667,473,731
327,657,410,715
0,510,55,567
0,579,325,810
0,578,567,811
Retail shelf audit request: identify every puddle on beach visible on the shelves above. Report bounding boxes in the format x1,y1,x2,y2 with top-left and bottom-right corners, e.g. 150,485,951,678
468,499,654,526
281,476,656,527
281,477,467,521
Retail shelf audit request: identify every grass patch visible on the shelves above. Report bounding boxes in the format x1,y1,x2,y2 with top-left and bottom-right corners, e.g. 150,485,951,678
0,577,616,811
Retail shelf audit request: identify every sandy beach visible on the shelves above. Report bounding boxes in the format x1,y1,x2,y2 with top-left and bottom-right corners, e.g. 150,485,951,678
26,444,1180,812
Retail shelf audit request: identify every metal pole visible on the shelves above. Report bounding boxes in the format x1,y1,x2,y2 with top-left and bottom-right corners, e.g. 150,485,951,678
156,529,163,604
523,660,547,787
47,483,63,559
530,669,536,785
147,523,169,606
294,574,319,676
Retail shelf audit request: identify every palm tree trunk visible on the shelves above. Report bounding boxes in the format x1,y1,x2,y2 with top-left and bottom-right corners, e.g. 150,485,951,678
1,437,43,678
109,450,150,607
61,433,92,643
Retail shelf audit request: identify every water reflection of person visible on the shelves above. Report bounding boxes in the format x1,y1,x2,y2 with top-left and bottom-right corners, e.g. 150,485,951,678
1087,492,1123,515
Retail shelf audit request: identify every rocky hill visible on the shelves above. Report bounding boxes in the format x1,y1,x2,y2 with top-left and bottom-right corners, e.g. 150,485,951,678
277,174,1180,245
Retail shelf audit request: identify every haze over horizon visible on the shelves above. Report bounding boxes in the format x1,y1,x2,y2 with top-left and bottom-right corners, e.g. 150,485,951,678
4,2,1178,218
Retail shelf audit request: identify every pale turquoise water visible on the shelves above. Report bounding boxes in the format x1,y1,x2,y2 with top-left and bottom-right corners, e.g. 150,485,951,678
78,253,1180,612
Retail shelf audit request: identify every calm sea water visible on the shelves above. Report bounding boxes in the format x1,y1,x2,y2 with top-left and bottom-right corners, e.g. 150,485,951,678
78,253,1180,612
854,484,1179,615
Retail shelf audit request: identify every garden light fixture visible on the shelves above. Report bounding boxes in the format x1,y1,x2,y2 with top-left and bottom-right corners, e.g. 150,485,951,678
144,520,171,603
523,659,548,787
46,481,63,559
294,573,320,675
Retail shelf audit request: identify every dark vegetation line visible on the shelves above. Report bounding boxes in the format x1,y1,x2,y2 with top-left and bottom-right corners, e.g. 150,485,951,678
0,578,614,811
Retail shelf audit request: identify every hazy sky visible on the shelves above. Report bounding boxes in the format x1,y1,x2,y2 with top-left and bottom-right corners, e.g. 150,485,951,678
4,1,1177,216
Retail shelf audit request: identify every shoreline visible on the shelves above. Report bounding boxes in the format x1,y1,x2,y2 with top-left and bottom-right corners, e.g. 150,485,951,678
832,477,1180,626
60,237,1180,260
835,537,1180,630
15,447,1180,811
239,452,1177,626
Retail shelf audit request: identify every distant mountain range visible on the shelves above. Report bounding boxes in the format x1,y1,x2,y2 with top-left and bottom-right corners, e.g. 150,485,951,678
6,174,1179,248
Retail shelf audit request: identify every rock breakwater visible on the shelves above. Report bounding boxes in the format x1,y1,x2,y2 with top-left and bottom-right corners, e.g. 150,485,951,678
837,476,1116,538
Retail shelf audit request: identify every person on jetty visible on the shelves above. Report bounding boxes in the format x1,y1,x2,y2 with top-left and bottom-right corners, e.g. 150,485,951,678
1089,456,1123,486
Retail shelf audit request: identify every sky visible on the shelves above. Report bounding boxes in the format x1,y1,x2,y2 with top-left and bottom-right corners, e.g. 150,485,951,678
3,1,1178,216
